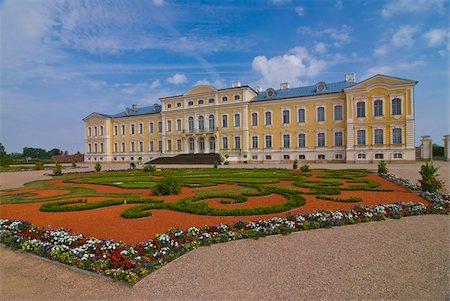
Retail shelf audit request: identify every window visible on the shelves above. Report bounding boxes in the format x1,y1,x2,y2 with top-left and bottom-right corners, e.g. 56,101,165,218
375,153,384,159
198,99,204,105
188,101,194,106
188,117,194,132
158,121,162,133
177,102,182,108
252,136,258,149
283,134,290,148
208,115,215,130
317,107,325,122
298,133,306,148
188,139,194,153
114,125,118,136
393,128,402,144
158,140,162,152
283,154,290,160
100,126,104,136
88,144,92,153
131,142,135,152
234,95,240,100
88,127,92,137
150,141,154,152
208,98,215,104
265,111,272,125
393,152,403,159
298,108,305,123
356,101,366,118
357,130,366,145
222,137,228,149
149,122,154,133
374,129,384,145
222,96,228,102
251,113,258,126
94,126,98,136
121,124,126,135
392,98,401,115
334,132,343,146
114,143,118,153
131,124,135,135
121,142,126,152
282,110,290,124
335,154,343,159
234,136,241,149
167,104,172,109
222,115,228,128
94,144,98,153
374,100,383,116
209,137,216,151
317,133,325,147
357,153,366,159
177,139,182,151
139,141,143,152
252,155,258,160
334,105,343,121
198,116,205,131
177,119,182,131
265,135,272,148
318,154,325,160
167,140,172,152
138,123,143,134
234,113,240,127
298,154,305,160
265,155,272,160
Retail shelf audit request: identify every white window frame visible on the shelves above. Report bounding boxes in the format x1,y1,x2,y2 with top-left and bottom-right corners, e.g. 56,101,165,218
264,110,272,126
316,106,326,122
297,107,306,123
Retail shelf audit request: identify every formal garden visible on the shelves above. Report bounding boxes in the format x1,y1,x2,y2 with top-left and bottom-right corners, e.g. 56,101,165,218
0,163,448,284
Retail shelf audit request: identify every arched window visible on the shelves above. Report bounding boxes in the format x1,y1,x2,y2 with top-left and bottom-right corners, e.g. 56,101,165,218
188,117,194,132
282,110,290,124
317,107,325,122
209,137,216,152
251,112,258,126
298,154,306,160
208,114,215,130
198,99,204,105
189,138,195,153
265,111,272,125
374,100,383,116
298,108,305,123
234,113,240,127
356,101,365,118
198,116,205,131
392,98,401,115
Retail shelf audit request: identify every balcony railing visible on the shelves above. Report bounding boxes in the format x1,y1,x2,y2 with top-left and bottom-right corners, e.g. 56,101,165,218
183,127,219,134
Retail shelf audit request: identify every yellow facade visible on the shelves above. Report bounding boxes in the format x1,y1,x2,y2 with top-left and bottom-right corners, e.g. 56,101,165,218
83,74,417,163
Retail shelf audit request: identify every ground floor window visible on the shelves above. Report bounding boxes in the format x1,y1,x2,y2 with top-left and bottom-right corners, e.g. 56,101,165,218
283,154,290,160
335,154,343,159
252,155,258,160
265,155,272,160
298,154,305,160
357,153,366,159
318,154,325,160
393,152,403,159
375,153,384,159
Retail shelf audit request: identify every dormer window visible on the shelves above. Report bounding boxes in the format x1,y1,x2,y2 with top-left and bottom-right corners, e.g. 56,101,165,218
198,99,204,105
315,82,326,92
188,101,194,106
167,103,172,109
208,98,215,104
222,96,228,102
266,88,276,97
234,95,240,100
177,102,182,107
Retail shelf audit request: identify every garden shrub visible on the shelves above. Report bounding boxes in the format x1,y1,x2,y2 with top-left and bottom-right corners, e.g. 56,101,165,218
53,163,63,176
152,177,181,196
300,165,311,172
35,161,44,170
143,164,156,172
419,162,443,193
293,159,299,170
94,162,102,172
377,160,388,174
316,195,363,203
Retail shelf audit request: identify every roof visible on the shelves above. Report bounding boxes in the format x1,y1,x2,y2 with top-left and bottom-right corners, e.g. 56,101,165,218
110,105,162,118
343,74,418,91
252,81,356,102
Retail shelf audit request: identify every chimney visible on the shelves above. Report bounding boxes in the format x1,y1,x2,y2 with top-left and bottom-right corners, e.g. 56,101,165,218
345,73,356,83
280,82,290,90
232,80,241,88
131,104,138,109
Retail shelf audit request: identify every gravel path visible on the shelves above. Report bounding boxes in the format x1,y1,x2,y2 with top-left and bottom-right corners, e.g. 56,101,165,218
1,215,449,301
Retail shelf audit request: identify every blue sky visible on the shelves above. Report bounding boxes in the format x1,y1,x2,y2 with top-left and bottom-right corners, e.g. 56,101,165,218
1,0,449,153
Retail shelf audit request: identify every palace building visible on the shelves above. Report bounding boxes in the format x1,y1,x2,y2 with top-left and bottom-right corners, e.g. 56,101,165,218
83,74,417,164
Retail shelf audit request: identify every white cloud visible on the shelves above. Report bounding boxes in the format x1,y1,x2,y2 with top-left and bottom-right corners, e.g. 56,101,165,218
381,0,446,17
392,25,419,47
314,42,327,54
152,0,164,6
366,60,425,77
335,0,343,9
374,45,388,56
167,73,187,84
194,79,226,88
423,28,448,47
298,25,351,46
271,0,291,5
252,46,327,89
150,79,161,89
295,6,304,16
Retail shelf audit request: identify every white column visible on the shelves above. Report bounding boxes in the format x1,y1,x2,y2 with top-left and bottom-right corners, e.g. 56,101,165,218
420,136,432,160
205,136,210,153
444,135,450,161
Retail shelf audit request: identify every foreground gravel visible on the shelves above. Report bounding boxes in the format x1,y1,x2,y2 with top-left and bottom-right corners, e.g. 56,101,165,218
1,214,448,301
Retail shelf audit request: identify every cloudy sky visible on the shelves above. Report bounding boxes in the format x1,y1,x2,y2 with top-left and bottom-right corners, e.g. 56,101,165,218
1,0,448,153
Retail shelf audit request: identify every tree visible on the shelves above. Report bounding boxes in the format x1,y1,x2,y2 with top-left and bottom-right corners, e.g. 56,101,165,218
0,143,6,157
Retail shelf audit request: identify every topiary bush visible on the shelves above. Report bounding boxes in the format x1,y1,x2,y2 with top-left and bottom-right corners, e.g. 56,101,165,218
293,159,299,169
53,163,63,176
143,164,156,172
377,160,388,174
94,162,102,172
419,162,443,193
152,177,181,196
35,161,44,170
300,164,311,172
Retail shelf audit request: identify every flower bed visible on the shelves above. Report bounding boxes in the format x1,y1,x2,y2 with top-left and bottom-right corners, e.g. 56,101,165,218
1,201,447,284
